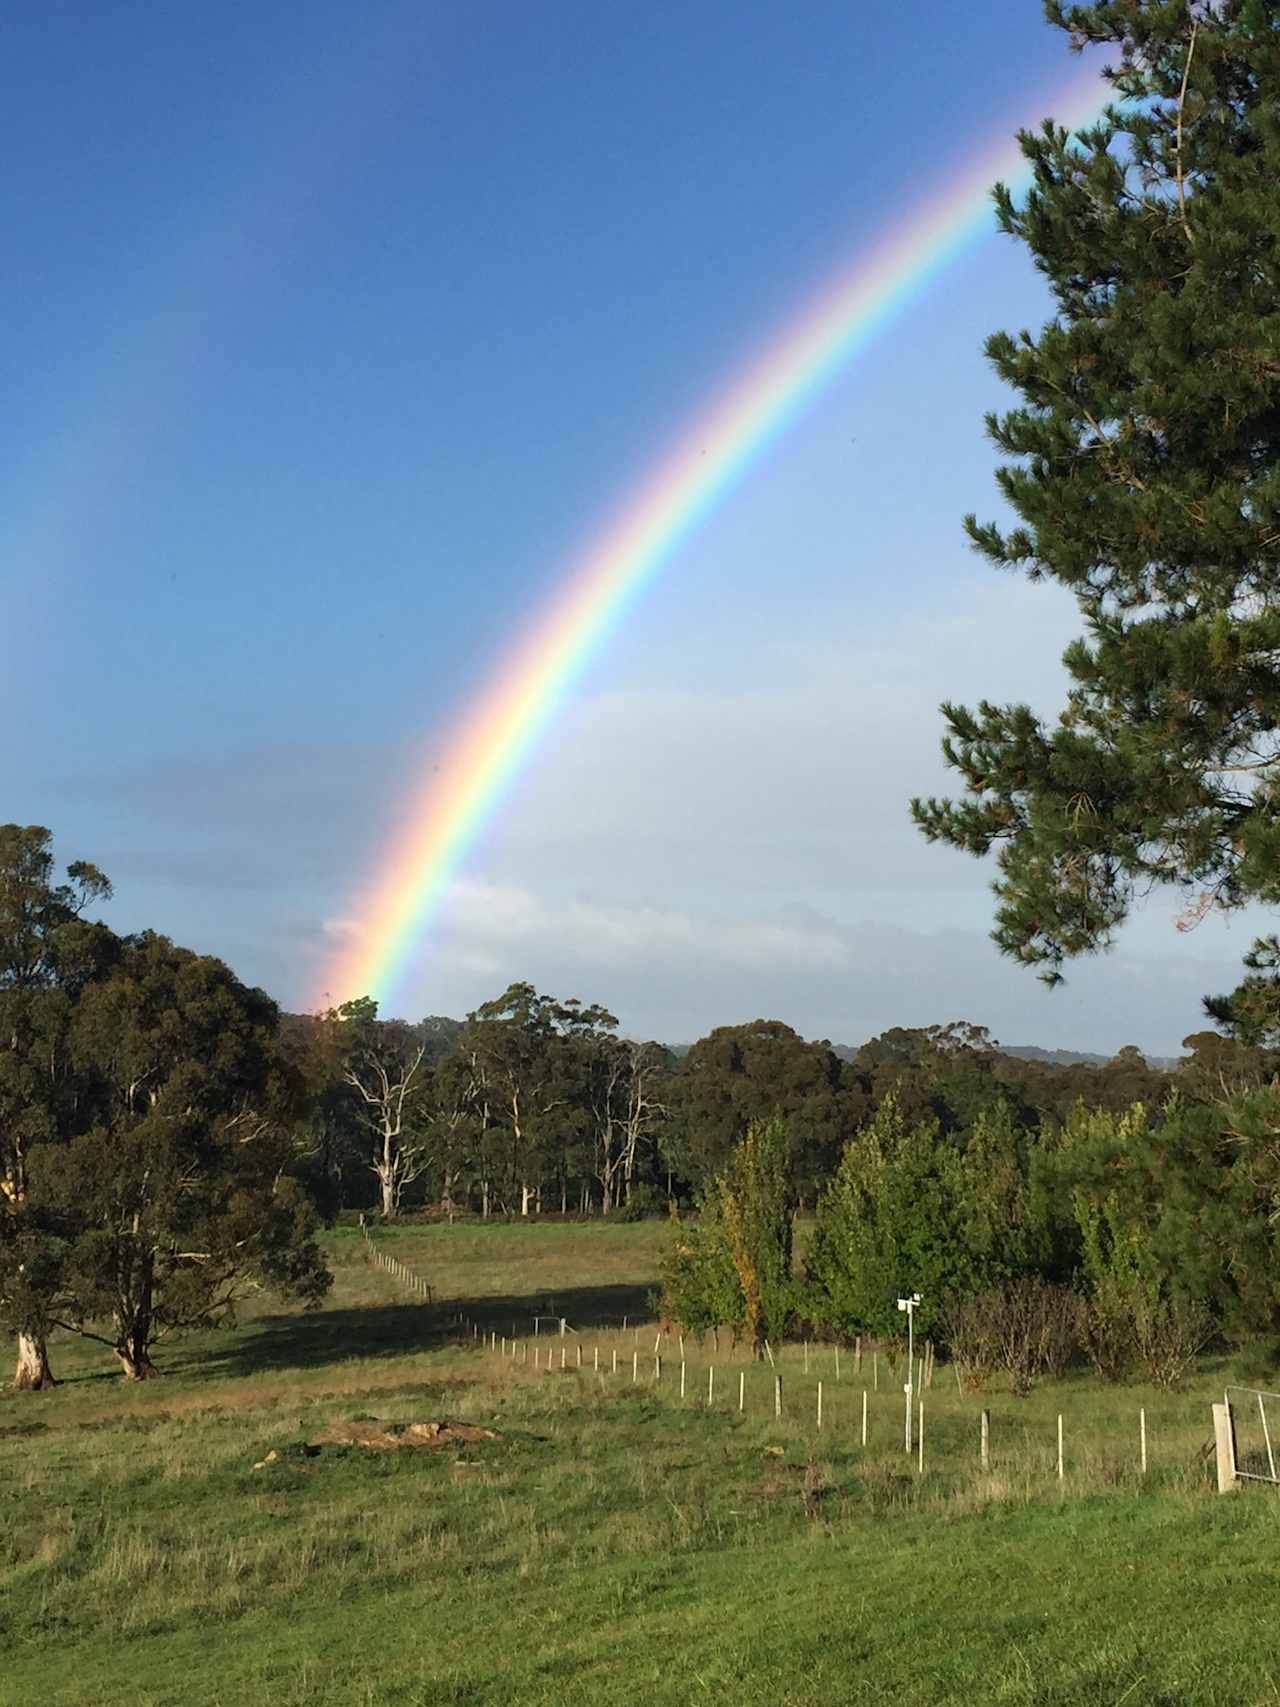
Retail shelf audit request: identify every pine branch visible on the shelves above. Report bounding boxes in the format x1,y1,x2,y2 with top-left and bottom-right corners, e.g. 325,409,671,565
1174,20,1199,245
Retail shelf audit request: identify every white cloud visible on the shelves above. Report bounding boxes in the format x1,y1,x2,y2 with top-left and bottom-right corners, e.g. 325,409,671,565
442,878,851,972
320,916,365,941
402,876,1230,1056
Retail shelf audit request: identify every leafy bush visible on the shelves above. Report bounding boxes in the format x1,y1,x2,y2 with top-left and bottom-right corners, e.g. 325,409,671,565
659,1117,794,1352
616,1183,662,1222
657,1199,740,1339
804,1098,1048,1342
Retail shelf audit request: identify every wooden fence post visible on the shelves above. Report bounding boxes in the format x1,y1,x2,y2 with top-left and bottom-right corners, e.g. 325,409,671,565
680,1361,686,1399
1140,1407,1147,1475
1057,1414,1064,1482
918,1401,924,1473
739,1370,745,1413
817,1381,823,1432
774,1374,782,1419
981,1409,990,1471
862,1389,868,1447
1213,1401,1238,1494
708,1366,715,1406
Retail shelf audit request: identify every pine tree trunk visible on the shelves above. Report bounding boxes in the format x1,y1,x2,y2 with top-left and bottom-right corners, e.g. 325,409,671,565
13,1332,56,1391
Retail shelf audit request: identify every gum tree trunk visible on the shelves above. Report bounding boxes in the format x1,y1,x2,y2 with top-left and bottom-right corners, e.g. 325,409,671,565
114,1260,160,1378
114,1340,161,1380
114,1313,160,1379
14,1332,56,1391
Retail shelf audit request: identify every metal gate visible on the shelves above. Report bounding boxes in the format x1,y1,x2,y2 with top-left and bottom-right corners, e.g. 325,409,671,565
1225,1385,1280,1484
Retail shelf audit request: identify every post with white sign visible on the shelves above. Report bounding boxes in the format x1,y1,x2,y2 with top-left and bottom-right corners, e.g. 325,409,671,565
897,1293,921,1454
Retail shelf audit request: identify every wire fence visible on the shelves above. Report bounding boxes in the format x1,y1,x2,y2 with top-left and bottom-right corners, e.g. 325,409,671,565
349,1248,1273,1498
1225,1384,1280,1483
360,1220,434,1303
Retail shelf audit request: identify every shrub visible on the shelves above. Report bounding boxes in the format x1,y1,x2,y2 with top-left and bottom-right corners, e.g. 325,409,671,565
940,1294,999,1391
658,1118,794,1353
616,1183,661,1222
1133,1295,1214,1390
947,1277,1083,1396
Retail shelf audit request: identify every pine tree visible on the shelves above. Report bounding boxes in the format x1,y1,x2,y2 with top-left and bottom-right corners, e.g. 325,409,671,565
912,2,1280,988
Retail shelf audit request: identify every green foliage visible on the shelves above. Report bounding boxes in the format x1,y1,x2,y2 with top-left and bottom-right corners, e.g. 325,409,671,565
665,1020,855,1197
804,1098,1047,1340
616,1181,662,1222
1054,1092,1280,1377
658,1197,740,1338
720,1115,794,1351
660,1117,794,1349
912,2,1280,989
0,826,114,1379
38,931,330,1375
1203,934,1280,1049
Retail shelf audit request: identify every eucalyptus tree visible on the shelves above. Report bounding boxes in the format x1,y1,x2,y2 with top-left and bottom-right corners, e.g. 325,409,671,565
463,983,616,1214
332,997,430,1219
51,932,329,1378
0,825,110,1389
588,1037,671,1213
667,1020,853,1200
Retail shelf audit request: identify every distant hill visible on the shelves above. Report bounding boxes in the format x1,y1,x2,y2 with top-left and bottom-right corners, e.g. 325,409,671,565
829,1040,1181,1070
999,1044,1113,1067
1001,1044,1182,1070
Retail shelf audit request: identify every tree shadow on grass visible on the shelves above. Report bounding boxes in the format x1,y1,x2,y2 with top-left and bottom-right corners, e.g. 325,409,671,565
209,1281,657,1380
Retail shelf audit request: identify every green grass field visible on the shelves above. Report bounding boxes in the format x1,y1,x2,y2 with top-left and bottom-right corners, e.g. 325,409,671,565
3,1219,1279,1707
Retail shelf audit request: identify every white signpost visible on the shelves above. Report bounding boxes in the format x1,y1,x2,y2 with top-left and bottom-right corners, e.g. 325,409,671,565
897,1292,921,1454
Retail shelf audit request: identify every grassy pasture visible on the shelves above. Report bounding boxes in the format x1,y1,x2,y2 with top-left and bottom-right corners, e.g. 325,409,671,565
3,1218,1280,1707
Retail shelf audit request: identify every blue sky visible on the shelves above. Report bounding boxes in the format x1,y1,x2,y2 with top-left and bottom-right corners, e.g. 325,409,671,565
2,2,1251,1051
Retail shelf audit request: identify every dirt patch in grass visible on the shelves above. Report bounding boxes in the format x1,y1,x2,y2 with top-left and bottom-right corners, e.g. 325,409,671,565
314,1418,498,1449
253,1418,499,1466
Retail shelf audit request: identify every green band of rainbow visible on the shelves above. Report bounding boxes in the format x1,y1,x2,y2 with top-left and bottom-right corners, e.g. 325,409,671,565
320,68,1109,1011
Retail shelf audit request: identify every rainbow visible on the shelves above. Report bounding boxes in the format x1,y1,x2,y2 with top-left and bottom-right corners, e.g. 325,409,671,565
320,68,1110,1012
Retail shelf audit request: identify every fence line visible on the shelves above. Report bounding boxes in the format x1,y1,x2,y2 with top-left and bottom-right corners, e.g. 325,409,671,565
430,1308,1244,1498
359,1219,434,1304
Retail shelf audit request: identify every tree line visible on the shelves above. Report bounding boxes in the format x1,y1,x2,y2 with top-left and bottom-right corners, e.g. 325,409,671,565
660,1080,1280,1392
285,997,1199,1226
2,821,1242,1392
